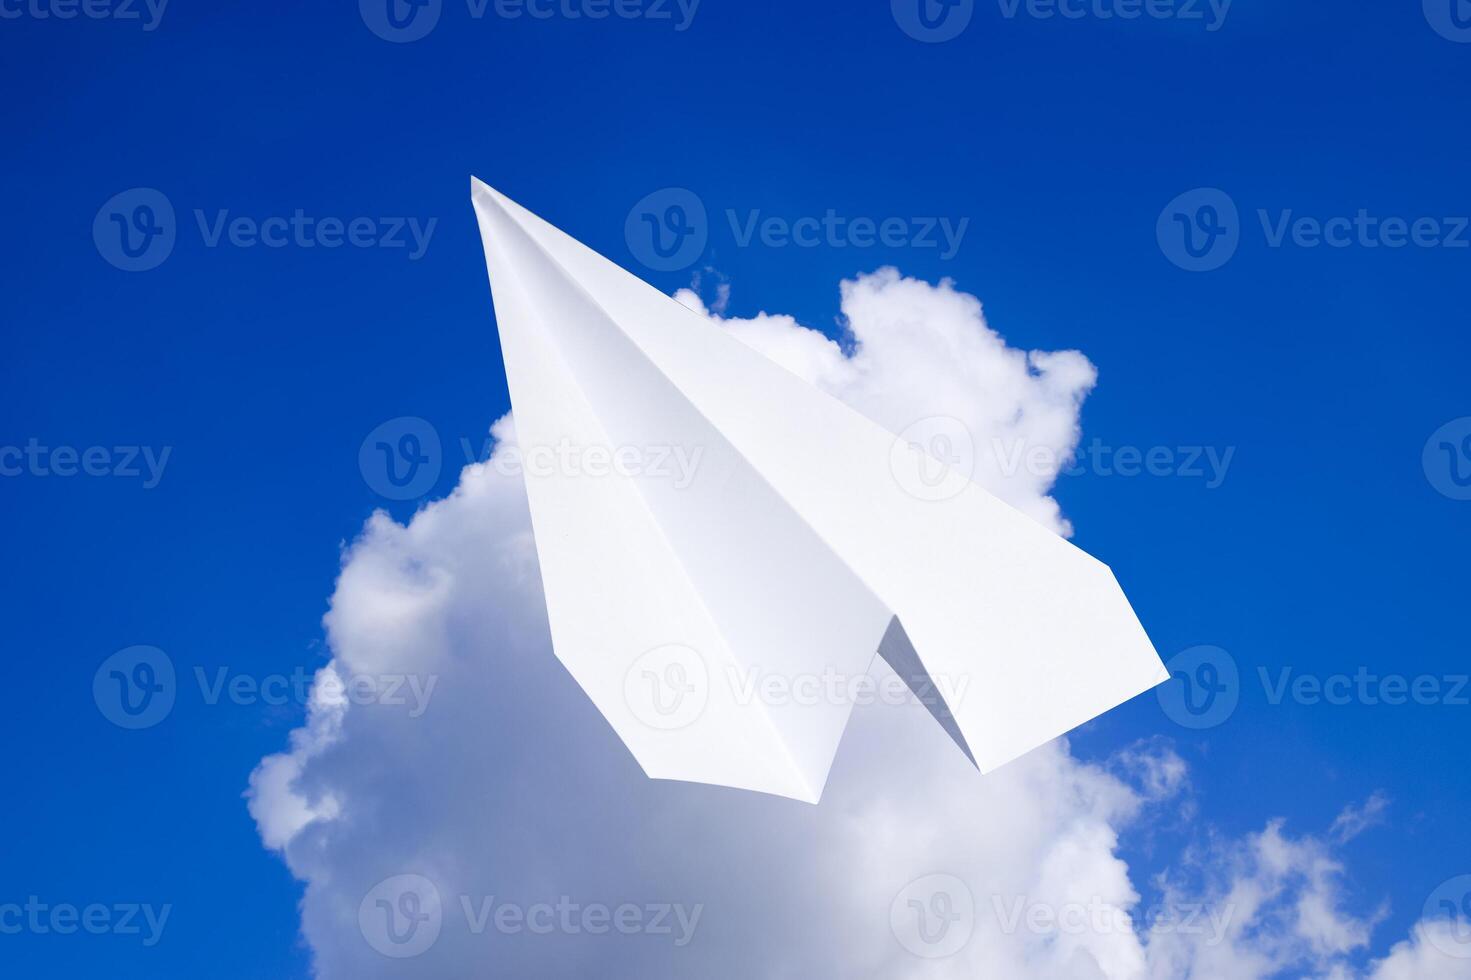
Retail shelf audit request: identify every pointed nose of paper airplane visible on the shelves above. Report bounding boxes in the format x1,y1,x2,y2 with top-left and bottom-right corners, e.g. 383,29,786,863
470,176,517,235
469,175,500,203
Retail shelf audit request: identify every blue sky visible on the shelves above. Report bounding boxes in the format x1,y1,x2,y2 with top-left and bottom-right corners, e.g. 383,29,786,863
2,0,1469,976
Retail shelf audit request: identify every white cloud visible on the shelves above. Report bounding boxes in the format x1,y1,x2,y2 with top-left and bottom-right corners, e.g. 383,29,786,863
250,270,1457,979
676,268,1094,534
1366,921,1471,980
1330,792,1390,844
1140,814,1388,979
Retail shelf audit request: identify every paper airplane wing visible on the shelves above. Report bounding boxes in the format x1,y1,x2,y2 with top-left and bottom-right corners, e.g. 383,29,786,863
471,178,1169,804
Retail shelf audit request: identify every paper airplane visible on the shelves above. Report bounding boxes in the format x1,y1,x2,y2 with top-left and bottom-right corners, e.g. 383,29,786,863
470,178,1169,804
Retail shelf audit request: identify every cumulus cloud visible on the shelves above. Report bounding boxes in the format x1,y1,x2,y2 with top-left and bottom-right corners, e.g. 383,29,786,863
1140,809,1391,979
675,268,1095,534
1365,921,1471,980
249,270,1462,979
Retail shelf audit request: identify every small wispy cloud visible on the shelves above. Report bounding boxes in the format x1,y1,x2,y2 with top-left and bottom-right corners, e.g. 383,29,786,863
1330,792,1391,844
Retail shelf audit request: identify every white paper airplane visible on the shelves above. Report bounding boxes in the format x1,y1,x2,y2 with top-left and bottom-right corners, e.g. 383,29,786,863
471,178,1170,804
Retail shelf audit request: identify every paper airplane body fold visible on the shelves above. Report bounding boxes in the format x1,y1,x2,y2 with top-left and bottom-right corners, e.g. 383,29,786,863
471,178,1169,804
